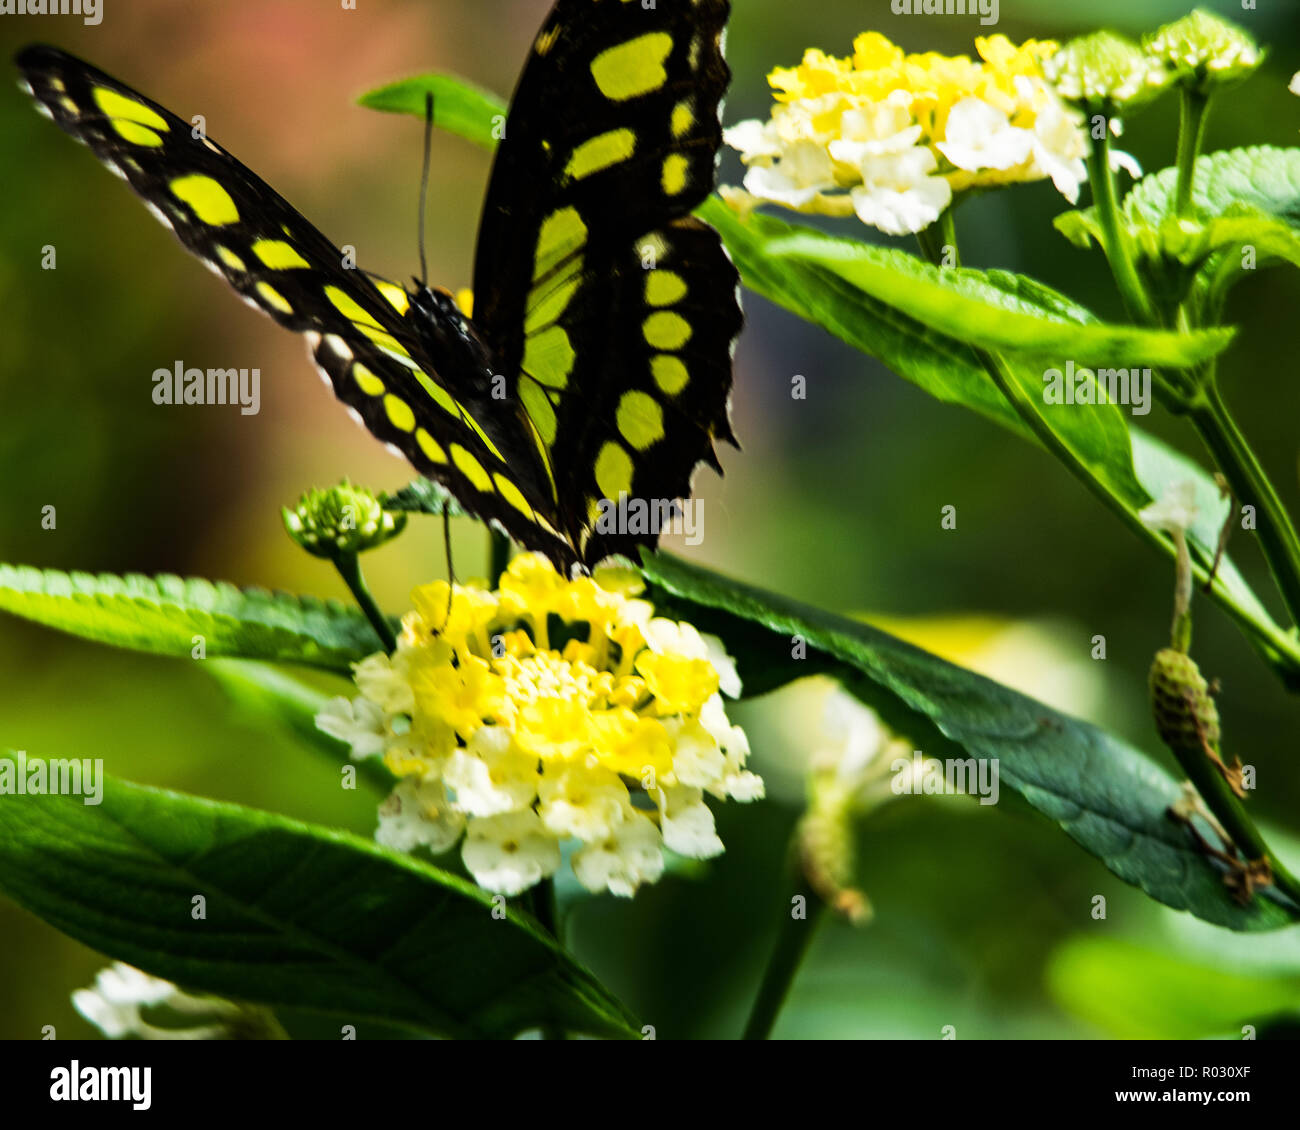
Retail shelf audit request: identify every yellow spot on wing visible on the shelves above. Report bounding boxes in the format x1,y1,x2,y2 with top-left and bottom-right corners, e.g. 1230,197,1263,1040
92,87,169,131
256,282,293,315
534,208,587,280
661,153,689,196
412,372,457,417
522,324,575,389
216,246,246,272
111,120,163,146
451,444,492,491
565,128,635,181
645,270,687,307
589,32,674,101
671,100,695,137
617,391,665,450
525,275,581,334
643,311,692,350
384,394,416,432
353,364,385,397
375,281,410,315
494,474,533,516
651,354,689,395
463,413,506,462
595,441,634,500
252,239,310,270
170,175,239,226
416,428,447,463
325,286,381,328
358,325,413,362
519,377,557,445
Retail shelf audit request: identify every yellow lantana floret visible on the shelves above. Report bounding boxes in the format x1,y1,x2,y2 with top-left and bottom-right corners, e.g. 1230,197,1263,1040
316,553,761,897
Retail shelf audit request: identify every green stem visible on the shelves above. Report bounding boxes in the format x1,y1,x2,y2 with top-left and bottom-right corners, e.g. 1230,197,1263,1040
939,208,960,267
1190,380,1300,629
1086,129,1157,324
490,529,512,587
982,348,1300,673
332,551,397,654
1174,88,1211,217
742,869,825,1040
1171,724,1300,911
911,223,1300,683
529,878,566,1039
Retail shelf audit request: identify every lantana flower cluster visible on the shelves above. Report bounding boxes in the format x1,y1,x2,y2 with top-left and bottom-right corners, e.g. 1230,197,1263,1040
723,32,1092,235
318,553,761,898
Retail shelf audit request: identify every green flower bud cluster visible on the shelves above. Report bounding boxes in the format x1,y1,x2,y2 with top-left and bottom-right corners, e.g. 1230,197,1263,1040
282,481,406,558
1143,9,1263,94
1048,11,1261,118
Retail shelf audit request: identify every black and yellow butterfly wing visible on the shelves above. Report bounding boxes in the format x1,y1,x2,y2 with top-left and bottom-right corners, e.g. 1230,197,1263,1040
17,0,740,568
474,0,741,562
16,43,573,564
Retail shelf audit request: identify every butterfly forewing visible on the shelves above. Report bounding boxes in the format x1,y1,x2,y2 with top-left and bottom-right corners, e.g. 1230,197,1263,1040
16,43,570,566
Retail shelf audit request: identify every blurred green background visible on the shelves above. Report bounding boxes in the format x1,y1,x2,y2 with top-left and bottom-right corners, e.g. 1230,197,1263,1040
2,0,1300,1040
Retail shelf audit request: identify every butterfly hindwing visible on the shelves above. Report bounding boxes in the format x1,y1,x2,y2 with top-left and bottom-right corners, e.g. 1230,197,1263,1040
474,0,740,556
17,43,571,564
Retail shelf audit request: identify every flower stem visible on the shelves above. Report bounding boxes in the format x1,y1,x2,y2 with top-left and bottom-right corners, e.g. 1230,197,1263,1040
331,550,397,654
1174,88,1211,217
1190,379,1300,629
741,867,824,1040
490,529,512,587
1086,130,1157,324
529,878,567,1040
1169,718,1300,910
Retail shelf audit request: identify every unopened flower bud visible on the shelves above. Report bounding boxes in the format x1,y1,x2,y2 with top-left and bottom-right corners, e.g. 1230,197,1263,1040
1045,31,1172,117
282,481,406,558
1144,9,1263,93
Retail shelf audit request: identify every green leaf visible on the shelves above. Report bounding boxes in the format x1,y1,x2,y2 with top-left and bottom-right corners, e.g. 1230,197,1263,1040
0,565,385,672
703,197,1297,682
0,753,637,1039
357,73,506,150
700,199,1141,481
1058,146,1300,276
640,552,1300,932
1126,146,1300,234
767,232,1234,366
1047,936,1300,1038
380,476,469,518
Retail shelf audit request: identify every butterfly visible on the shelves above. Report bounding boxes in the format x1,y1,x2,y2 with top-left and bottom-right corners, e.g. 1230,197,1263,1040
16,0,740,570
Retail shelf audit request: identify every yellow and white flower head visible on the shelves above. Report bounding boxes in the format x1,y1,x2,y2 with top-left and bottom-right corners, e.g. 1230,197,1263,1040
723,32,1091,235
318,553,761,898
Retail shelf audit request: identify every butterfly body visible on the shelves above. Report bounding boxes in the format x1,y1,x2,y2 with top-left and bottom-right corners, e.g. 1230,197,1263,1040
17,0,740,569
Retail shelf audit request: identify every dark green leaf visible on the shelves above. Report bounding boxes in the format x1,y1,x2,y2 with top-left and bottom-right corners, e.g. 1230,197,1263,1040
641,552,1300,931
703,197,1294,682
0,754,637,1039
380,476,469,517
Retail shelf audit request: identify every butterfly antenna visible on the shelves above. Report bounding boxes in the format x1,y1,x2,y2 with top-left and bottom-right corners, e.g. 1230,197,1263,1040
417,92,434,287
441,501,456,629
